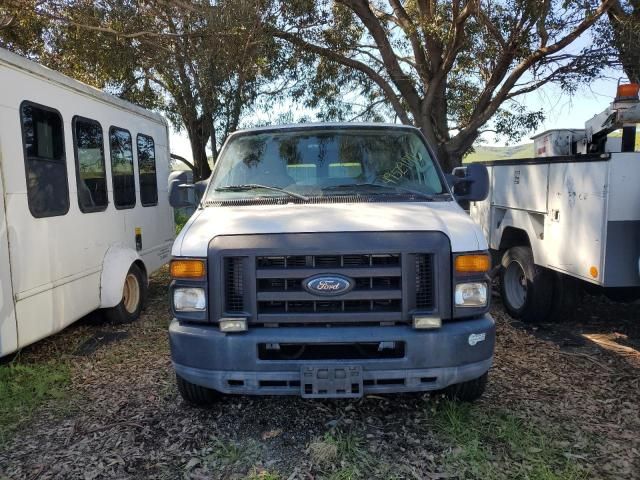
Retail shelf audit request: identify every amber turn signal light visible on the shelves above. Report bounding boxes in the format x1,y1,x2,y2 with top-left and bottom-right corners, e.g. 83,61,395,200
616,83,640,99
170,259,206,279
455,254,490,274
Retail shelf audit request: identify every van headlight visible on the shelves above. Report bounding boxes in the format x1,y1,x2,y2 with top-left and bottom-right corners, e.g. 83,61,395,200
455,282,488,307
173,287,206,311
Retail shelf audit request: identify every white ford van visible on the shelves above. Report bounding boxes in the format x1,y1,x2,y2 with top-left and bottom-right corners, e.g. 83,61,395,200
168,124,494,402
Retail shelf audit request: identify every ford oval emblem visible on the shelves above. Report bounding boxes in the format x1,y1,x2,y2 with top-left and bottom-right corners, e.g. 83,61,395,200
303,274,354,296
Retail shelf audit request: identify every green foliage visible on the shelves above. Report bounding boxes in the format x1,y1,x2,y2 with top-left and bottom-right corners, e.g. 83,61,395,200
0,0,48,57
205,438,262,475
0,0,292,180
309,430,379,479
596,1,640,83
245,469,281,480
270,0,615,168
430,400,590,480
0,359,70,443
174,210,190,235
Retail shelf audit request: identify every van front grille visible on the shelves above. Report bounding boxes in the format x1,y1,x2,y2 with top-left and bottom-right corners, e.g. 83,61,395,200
224,257,245,312
415,254,434,309
254,254,404,324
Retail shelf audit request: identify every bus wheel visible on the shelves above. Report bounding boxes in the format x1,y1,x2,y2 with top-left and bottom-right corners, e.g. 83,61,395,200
500,246,553,323
105,264,146,324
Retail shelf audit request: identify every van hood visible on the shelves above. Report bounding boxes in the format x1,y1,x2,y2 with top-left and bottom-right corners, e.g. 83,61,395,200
173,201,486,257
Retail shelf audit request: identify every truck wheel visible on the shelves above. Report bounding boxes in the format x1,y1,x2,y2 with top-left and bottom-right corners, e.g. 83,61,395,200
500,246,553,323
441,372,488,402
105,264,146,324
176,374,221,406
548,272,583,322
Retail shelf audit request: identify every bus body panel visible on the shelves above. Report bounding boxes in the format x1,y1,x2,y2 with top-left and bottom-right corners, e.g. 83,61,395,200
0,49,174,355
0,141,18,356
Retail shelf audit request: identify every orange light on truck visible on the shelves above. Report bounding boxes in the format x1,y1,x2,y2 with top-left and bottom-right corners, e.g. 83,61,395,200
616,83,640,100
455,254,490,274
170,259,206,279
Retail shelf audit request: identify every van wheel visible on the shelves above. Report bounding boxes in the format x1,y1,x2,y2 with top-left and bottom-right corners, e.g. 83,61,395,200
500,246,553,323
105,264,146,324
176,374,221,406
441,372,488,402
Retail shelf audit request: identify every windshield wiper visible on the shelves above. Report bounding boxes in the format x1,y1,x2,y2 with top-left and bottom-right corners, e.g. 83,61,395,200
322,182,441,200
214,184,309,201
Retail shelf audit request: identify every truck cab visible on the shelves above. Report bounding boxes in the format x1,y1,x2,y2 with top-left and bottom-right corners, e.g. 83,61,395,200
168,124,494,402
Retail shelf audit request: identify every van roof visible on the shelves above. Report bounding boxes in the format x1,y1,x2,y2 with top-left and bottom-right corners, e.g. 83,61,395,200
0,48,167,126
231,122,419,135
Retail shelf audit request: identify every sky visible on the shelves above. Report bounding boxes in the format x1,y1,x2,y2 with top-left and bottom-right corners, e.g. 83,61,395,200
168,72,625,162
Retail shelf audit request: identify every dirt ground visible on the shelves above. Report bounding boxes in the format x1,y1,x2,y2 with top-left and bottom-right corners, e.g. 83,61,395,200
1,269,639,480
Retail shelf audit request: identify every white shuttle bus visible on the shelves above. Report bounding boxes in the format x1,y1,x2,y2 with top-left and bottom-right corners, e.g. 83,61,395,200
0,48,174,357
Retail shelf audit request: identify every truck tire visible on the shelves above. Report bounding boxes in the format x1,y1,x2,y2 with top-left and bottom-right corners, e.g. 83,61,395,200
104,263,147,324
441,372,488,402
176,374,222,406
500,246,553,323
548,272,583,322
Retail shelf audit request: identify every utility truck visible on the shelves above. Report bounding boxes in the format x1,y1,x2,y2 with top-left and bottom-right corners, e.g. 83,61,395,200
0,49,174,356
168,123,494,403
470,84,640,323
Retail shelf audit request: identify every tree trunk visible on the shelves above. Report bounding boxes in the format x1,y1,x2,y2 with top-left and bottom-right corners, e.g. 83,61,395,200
185,118,212,181
435,146,460,175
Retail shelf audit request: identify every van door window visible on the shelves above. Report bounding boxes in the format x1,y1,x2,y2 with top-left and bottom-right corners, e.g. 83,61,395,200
73,117,108,212
136,134,158,206
20,102,69,218
109,127,136,209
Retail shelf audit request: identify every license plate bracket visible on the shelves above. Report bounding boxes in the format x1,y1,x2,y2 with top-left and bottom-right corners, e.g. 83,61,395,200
300,365,363,398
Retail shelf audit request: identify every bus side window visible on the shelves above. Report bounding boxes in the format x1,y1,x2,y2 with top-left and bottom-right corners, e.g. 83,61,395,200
136,134,158,206
20,101,69,218
109,127,136,209
73,117,108,212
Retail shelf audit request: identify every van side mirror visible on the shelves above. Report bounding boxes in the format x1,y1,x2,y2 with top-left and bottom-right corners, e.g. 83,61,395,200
168,178,210,208
448,163,489,202
169,179,197,208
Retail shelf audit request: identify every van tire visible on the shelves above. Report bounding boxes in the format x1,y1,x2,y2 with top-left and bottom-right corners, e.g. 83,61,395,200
441,372,488,402
176,374,221,405
500,246,553,323
104,264,146,324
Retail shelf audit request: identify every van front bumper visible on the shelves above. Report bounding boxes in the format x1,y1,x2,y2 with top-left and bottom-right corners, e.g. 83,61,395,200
169,315,495,396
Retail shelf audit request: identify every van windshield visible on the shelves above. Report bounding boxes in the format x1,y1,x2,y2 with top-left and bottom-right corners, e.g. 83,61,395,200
204,128,448,203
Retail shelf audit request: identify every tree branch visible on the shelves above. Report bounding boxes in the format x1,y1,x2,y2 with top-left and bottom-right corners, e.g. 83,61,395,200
338,0,422,117
463,0,614,139
387,0,430,81
271,27,410,123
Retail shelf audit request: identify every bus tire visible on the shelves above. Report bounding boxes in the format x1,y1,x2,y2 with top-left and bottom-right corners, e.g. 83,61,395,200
105,263,146,324
441,372,488,402
500,246,553,323
176,374,222,406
